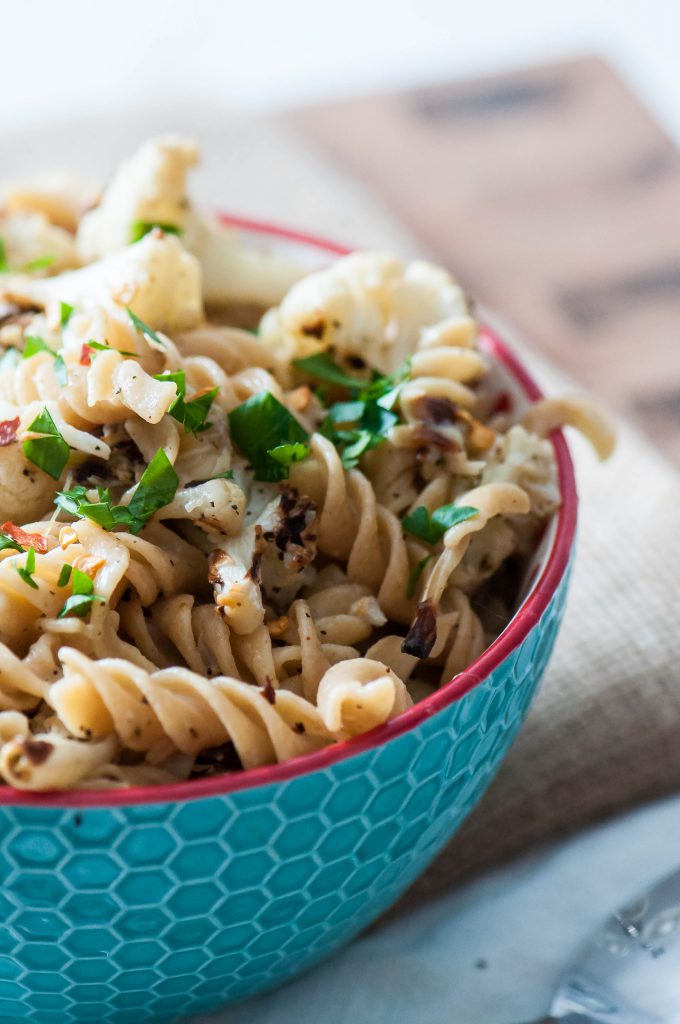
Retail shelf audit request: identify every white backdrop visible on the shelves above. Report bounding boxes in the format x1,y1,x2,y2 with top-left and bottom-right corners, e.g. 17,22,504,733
3,0,680,141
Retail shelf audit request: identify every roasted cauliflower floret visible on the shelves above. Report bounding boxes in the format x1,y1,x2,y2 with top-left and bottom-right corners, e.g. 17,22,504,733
74,138,303,309
0,212,78,275
76,135,303,307
3,231,203,334
76,137,199,259
259,251,473,375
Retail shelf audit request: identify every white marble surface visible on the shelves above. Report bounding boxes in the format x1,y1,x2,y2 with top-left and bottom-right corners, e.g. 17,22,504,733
197,795,680,1023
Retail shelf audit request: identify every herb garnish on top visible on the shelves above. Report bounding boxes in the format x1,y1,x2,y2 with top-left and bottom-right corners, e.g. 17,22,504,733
402,504,479,545
293,352,411,469
228,392,310,482
56,448,179,535
154,371,218,435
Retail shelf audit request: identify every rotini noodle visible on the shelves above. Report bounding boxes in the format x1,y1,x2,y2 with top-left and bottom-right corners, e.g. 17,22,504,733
0,136,613,789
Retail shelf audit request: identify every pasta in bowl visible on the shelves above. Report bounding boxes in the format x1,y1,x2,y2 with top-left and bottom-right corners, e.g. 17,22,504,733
0,138,611,1022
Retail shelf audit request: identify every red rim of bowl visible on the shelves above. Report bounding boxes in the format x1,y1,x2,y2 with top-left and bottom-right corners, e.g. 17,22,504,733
0,216,577,808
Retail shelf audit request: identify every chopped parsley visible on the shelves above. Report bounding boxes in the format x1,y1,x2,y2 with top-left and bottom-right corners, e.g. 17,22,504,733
21,337,68,385
296,353,410,468
86,340,137,358
127,308,166,347
56,448,178,535
60,301,74,327
15,546,38,589
23,336,57,359
402,504,479,545
0,242,54,274
293,353,363,390
130,221,182,243
321,400,399,469
406,555,432,598
154,371,218,434
57,563,73,587
23,409,70,480
0,530,25,554
267,442,310,466
228,391,309,482
20,254,56,273
57,567,105,619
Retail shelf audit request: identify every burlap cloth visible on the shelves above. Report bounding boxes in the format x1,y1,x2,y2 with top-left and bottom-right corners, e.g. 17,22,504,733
3,104,678,908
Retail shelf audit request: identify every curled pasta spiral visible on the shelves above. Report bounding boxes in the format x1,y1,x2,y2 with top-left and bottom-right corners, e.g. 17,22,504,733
0,137,613,791
49,648,407,771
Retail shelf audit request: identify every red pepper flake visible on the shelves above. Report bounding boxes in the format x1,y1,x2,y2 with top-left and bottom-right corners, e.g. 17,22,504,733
1,521,48,553
0,417,19,447
490,391,513,416
79,343,92,366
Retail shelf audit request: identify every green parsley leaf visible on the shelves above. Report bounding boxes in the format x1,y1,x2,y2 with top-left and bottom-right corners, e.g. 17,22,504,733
57,566,105,619
267,442,310,466
55,449,178,535
0,531,24,554
60,301,74,327
57,563,73,587
0,238,7,273
310,357,410,467
154,370,186,399
154,372,218,434
16,545,38,589
53,354,68,386
20,254,56,273
181,388,219,434
406,555,432,599
126,448,179,532
326,400,366,425
228,392,309,482
23,409,70,480
86,340,137,358
130,221,182,243
23,336,56,359
293,353,364,390
339,431,374,469
57,593,105,618
402,504,479,545
127,308,166,347
321,400,398,469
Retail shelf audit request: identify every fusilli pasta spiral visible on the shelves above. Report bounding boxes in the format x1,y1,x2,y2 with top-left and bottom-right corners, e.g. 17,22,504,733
0,136,614,789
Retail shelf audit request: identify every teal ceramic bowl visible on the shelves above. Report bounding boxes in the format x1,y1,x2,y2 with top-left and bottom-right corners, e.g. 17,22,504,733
0,220,577,1023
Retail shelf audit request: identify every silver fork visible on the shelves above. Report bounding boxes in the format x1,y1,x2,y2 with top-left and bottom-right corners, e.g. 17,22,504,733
514,868,680,1024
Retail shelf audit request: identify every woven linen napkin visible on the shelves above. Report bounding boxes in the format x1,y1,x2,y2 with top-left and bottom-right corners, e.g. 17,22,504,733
3,104,679,906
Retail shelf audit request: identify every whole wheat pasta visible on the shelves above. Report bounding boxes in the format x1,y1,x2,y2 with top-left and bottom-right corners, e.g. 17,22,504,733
0,136,614,790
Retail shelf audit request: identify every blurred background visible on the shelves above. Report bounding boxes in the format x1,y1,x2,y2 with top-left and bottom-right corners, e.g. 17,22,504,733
3,0,680,458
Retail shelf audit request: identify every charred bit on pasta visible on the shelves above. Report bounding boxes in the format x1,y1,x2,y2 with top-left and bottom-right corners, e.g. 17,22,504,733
262,678,276,705
194,741,242,772
414,395,459,424
301,319,325,339
412,425,459,452
401,599,438,659
19,737,53,766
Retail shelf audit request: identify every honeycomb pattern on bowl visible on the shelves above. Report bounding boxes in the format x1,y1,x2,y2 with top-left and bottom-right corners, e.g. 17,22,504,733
0,567,569,1023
